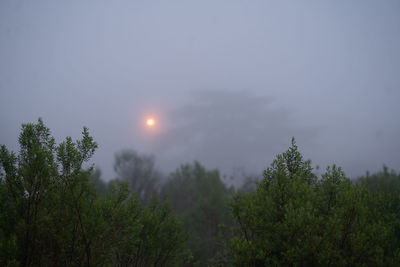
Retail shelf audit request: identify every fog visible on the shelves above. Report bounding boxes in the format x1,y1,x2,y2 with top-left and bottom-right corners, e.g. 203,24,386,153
1,0,399,181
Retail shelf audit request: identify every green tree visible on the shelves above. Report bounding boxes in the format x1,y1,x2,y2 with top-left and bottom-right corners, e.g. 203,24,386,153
130,197,190,266
357,165,400,195
356,167,400,260
0,118,59,266
226,139,398,266
0,169,19,267
114,150,160,204
89,168,108,195
161,161,233,266
0,119,188,266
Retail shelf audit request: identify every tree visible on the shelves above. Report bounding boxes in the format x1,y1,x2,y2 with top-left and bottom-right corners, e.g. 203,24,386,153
0,168,19,267
0,119,188,266
114,150,160,204
356,167,400,260
89,168,108,195
129,198,190,266
356,165,400,195
226,138,398,266
161,161,233,266
0,118,60,266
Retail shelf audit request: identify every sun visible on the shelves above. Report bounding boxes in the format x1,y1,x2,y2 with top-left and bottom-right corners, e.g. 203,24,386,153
146,118,155,127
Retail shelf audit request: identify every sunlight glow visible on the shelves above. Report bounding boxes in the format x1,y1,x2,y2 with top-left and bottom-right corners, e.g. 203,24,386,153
146,118,155,127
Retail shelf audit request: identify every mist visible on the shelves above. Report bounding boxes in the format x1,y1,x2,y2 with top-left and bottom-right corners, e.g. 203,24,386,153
1,0,399,181
2,1,400,265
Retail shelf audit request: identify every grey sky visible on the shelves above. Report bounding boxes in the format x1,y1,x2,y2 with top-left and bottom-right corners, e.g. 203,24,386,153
1,0,399,181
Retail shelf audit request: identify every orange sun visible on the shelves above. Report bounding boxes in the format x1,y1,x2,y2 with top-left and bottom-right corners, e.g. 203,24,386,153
146,118,155,127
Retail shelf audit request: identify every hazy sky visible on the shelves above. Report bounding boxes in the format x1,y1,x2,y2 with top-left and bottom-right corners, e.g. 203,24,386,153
1,0,399,182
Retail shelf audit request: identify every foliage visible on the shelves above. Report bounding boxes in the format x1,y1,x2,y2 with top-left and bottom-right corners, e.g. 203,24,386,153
356,167,400,259
131,198,190,266
0,119,187,266
89,168,108,196
357,165,400,195
114,150,160,204
225,138,398,266
161,161,233,266
2,119,400,266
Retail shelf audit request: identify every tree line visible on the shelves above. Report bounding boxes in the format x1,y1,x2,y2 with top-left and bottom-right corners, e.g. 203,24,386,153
1,119,399,266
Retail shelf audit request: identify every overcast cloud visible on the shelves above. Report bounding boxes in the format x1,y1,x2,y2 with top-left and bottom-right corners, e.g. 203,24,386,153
1,0,399,181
